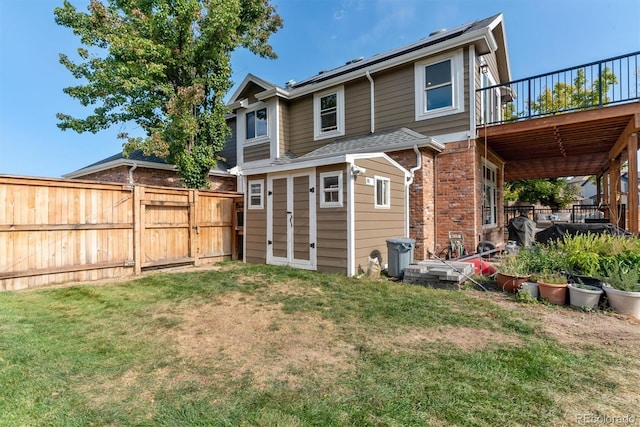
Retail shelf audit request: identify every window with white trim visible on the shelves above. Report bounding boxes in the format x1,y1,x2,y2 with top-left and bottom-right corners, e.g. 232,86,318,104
319,171,343,208
481,71,501,125
375,176,390,209
313,87,345,140
248,180,264,209
245,107,267,140
482,161,497,227
414,50,464,121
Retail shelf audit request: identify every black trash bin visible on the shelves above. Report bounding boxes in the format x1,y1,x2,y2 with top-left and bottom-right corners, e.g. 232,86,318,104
386,238,415,278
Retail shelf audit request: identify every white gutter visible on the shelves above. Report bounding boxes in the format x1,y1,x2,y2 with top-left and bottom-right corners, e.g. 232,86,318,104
365,71,375,133
128,163,138,184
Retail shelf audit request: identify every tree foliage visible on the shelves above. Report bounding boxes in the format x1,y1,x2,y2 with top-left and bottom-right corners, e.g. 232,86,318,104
531,68,618,115
55,0,282,188
505,178,581,210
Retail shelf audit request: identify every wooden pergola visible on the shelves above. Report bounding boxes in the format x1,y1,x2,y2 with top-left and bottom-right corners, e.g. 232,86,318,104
479,102,640,234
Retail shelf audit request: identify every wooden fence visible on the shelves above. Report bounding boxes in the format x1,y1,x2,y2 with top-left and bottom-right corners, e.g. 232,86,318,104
0,175,242,291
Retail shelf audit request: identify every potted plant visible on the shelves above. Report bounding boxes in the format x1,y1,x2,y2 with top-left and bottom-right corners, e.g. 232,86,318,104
536,270,568,305
598,255,640,319
567,281,603,310
496,254,530,293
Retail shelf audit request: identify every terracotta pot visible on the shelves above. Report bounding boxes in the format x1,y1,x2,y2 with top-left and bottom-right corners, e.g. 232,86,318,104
496,272,530,293
537,281,568,305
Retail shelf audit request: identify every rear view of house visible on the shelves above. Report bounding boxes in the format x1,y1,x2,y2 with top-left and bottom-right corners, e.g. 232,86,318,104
225,13,511,275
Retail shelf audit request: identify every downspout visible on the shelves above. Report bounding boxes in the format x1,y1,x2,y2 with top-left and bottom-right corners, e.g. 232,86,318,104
405,145,422,238
365,71,375,133
128,163,138,184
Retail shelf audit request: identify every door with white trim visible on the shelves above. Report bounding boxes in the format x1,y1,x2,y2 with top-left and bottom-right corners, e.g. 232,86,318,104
267,171,316,269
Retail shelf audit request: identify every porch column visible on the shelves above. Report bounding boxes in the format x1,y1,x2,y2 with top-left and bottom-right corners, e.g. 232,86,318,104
609,157,621,228
595,174,602,206
628,132,639,234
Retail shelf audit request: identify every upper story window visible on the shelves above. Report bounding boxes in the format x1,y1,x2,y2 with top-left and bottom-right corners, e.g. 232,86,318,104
374,176,390,209
414,49,464,121
314,86,345,141
246,107,267,140
319,171,343,208
481,71,502,125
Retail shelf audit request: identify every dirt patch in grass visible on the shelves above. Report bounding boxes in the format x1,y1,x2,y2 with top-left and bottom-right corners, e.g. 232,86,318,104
169,290,355,389
377,326,521,352
471,289,640,353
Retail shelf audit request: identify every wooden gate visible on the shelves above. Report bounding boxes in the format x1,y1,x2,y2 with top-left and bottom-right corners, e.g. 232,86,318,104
0,176,241,291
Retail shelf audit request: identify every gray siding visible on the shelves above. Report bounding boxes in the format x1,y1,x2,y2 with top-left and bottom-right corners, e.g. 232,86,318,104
353,158,406,273
284,47,473,159
287,95,314,156
244,143,270,162
245,174,267,264
221,117,237,167
316,164,348,273
279,102,289,156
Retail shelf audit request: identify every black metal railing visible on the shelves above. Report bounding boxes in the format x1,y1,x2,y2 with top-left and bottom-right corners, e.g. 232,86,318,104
478,51,640,125
504,204,626,229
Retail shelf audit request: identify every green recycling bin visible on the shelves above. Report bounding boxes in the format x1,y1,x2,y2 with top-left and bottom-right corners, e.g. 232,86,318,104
386,237,415,278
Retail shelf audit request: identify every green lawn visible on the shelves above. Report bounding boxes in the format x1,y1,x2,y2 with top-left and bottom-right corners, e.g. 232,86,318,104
1,262,638,426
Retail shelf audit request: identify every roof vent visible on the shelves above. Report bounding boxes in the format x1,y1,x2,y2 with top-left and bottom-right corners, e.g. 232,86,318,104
429,28,447,37
345,56,364,65
285,79,296,88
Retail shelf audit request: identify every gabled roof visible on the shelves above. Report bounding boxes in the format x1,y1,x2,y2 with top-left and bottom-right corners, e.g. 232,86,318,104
291,13,503,90
228,13,509,105
64,149,231,179
227,73,278,105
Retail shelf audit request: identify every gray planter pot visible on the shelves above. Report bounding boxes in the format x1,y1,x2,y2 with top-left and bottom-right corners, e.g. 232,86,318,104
518,281,539,299
567,283,603,309
602,284,640,319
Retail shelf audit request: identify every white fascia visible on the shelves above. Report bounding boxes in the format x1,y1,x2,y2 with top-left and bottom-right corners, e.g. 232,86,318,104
287,28,496,100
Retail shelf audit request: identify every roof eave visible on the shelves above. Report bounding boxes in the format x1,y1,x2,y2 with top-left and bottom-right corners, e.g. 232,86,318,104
287,27,495,99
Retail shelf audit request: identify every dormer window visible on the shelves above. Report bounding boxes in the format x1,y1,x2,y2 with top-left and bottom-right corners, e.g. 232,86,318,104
246,107,267,140
414,49,464,121
314,86,345,140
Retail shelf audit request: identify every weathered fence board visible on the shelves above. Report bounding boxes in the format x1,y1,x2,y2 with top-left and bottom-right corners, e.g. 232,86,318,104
0,175,241,291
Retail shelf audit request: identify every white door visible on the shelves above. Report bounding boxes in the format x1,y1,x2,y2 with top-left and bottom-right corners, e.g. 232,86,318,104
267,171,316,269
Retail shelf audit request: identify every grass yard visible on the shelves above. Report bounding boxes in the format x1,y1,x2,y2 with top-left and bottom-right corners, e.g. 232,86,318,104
1,262,638,426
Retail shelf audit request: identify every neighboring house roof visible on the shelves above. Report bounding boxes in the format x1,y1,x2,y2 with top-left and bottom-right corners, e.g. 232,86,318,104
227,13,509,104
64,149,231,179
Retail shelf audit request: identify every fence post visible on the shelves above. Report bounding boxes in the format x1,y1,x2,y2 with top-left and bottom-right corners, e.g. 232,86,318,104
189,189,199,266
133,185,143,275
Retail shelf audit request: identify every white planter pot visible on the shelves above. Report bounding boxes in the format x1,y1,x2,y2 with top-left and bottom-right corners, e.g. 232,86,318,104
568,283,603,309
602,284,640,319
519,281,539,299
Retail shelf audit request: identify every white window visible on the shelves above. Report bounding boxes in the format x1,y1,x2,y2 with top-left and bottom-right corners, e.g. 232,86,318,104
481,71,501,125
319,171,343,208
246,107,267,140
482,161,497,227
414,50,464,121
313,87,345,140
248,179,264,209
375,176,390,209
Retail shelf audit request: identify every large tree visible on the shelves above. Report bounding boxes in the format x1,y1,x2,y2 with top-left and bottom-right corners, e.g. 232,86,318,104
55,0,282,188
505,178,581,211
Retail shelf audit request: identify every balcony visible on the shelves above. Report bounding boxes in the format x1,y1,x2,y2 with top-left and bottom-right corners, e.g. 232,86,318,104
476,51,640,232
477,51,639,126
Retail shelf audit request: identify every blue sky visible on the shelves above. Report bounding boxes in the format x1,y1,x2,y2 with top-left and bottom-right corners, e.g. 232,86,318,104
1,0,639,178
